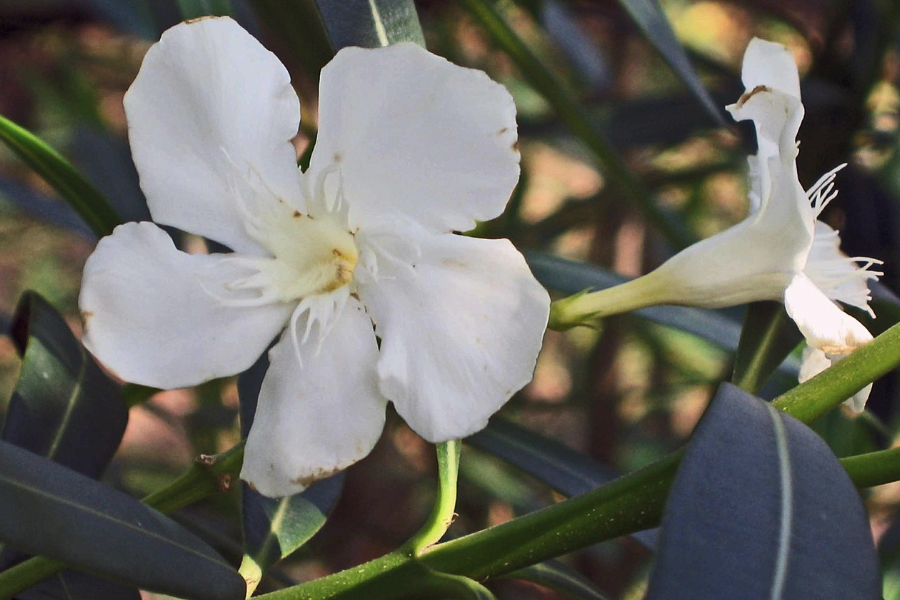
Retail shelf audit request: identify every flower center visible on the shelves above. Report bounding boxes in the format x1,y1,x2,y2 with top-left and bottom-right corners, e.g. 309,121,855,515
221,200,359,305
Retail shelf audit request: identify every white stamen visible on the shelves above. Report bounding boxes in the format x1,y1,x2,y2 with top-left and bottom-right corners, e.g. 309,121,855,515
807,163,847,216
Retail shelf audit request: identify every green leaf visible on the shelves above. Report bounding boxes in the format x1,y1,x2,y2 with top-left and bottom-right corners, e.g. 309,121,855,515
645,384,881,599
0,114,121,237
731,301,803,394
247,0,335,79
314,0,425,50
468,418,617,497
0,293,136,599
237,355,345,594
177,0,233,18
0,176,94,238
2,292,128,480
14,570,140,600
82,0,160,39
503,561,611,600
0,440,245,600
468,418,656,549
612,0,724,127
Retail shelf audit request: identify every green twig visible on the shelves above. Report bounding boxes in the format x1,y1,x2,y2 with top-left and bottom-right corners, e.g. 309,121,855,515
403,441,462,555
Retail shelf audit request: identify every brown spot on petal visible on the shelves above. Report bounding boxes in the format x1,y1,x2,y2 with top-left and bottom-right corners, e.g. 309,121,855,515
737,84,771,108
293,210,302,218
292,466,343,488
333,152,342,162
497,127,509,135
185,15,224,24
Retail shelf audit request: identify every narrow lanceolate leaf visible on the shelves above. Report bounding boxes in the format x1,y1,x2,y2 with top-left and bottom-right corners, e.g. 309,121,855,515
2,292,128,480
14,570,140,600
0,440,245,600
0,114,121,237
177,0,234,19
0,293,134,598
314,0,425,50
238,353,344,591
527,253,743,352
645,383,881,600
72,128,151,224
469,418,618,497
468,418,656,549
503,561,611,600
0,176,94,238
731,301,803,394
613,0,724,127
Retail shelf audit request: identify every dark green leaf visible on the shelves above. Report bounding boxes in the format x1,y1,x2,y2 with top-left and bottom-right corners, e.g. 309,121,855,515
0,294,135,598
238,353,344,577
0,114,121,237
503,561,611,600
2,292,127,480
14,570,139,600
613,0,724,127
645,383,881,599
82,0,160,39
731,301,803,394
71,128,151,224
0,177,94,239
177,0,233,19
314,0,424,50
247,0,334,79
467,418,656,549
469,418,617,498
0,440,244,600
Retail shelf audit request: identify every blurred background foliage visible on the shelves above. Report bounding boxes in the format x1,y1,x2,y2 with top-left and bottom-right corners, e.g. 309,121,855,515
0,0,899,597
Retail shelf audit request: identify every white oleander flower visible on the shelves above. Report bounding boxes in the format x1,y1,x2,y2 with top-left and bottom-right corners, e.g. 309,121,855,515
550,38,881,411
79,17,549,497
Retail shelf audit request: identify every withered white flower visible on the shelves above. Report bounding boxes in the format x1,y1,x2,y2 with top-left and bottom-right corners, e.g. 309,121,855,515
79,17,549,497
551,38,880,411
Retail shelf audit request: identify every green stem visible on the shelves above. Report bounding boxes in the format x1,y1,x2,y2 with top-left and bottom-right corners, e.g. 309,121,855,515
7,323,900,599
731,302,802,394
254,321,900,600
772,321,900,422
403,441,462,555
458,0,692,249
0,444,245,599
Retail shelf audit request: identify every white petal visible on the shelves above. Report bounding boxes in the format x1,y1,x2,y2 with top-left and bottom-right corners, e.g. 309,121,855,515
784,272,873,355
241,297,386,498
308,43,519,233
844,383,872,414
740,38,801,100
80,222,292,388
804,220,881,315
727,86,804,168
798,345,872,414
358,232,549,442
798,344,831,383
125,17,303,253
